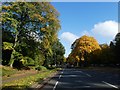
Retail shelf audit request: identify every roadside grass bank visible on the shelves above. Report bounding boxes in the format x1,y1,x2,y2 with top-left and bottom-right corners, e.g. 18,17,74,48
1,66,18,77
1,66,61,90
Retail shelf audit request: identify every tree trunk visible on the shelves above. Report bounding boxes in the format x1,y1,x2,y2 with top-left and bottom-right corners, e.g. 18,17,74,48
43,54,48,68
9,31,19,68
9,50,15,68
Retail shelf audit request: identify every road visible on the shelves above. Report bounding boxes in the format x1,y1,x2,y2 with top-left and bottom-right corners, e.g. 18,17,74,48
39,68,120,90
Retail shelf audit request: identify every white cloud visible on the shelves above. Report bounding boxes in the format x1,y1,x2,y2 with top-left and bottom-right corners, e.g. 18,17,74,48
60,32,79,57
91,20,118,44
60,20,118,57
92,21,118,37
60,32,79,43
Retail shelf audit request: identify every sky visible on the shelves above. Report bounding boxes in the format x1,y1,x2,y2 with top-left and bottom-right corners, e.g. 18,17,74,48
51,2,118,57
1,0,119,2
1,1,118,57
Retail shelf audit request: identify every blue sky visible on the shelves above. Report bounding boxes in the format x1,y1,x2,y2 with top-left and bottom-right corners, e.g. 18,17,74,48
0,1,118,57
1,0,119,2
51,2,118,57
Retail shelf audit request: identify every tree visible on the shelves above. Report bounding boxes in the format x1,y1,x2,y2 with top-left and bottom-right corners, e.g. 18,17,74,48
51,39,65,67
2,2,61,68
114,33,120,65
115,39,120,64
96,44,114,65
68,35,101,67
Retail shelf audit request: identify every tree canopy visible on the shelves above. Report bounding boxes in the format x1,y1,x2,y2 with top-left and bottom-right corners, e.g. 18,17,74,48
67,35,101,66
67,34,120,67
2,2,65,68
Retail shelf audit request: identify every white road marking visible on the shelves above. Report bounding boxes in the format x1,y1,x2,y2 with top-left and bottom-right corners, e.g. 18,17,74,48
80,71,92,77
68,75,77,77
86,74,91,77
83,86,91,87
53,69,64,90
59,75,62,79
102,81,119,89
53,81,59,90
61,68,64,74
59,69,64,79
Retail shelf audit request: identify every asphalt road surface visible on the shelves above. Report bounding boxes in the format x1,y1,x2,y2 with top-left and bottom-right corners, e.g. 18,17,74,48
40,68,120,90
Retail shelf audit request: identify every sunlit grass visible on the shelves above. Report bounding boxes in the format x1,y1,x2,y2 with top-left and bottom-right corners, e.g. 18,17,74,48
2,68,59,90
1,66,17,77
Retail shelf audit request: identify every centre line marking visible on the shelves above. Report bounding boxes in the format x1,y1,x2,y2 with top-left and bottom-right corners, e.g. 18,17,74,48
102,81,119,89
53,81,59,90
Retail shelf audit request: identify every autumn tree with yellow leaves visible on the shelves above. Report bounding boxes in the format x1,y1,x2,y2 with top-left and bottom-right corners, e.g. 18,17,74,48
67,35,101,67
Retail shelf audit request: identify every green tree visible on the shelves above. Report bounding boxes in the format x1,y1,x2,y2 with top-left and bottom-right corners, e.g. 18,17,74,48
2,2,61,68
114,33,120,65
94,44,113,66
52,40,65,67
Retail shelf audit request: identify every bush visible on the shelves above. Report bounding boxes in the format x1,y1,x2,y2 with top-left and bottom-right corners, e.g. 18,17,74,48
34,53,45,66
12,51,24,68
13,53,34,68
35,66,47,71
24,57,34,66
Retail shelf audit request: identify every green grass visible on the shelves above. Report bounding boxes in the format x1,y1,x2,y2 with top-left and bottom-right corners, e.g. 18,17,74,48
1,66,17,77
2,68,58,90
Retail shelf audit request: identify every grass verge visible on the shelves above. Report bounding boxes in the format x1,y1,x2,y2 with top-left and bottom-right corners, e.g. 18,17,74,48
2,68,60,90
1,66,17,77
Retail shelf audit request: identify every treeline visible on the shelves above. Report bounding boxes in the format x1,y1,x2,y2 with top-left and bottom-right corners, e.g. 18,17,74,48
67,34,120,67
2,2,65,69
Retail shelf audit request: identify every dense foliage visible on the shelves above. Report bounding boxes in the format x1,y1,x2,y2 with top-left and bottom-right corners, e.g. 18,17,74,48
110,33,120,65
2,2,119,69
67,35,101,67
67,34,120,67
2,2,65,68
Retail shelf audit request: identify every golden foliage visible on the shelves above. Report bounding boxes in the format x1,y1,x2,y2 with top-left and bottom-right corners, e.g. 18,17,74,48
32,14,44,21
68,35,101,63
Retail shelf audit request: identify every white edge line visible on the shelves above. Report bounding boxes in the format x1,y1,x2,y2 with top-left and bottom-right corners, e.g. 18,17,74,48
53,68,64,90
59,75,62,79
102,81,119,89
53,81,59,90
